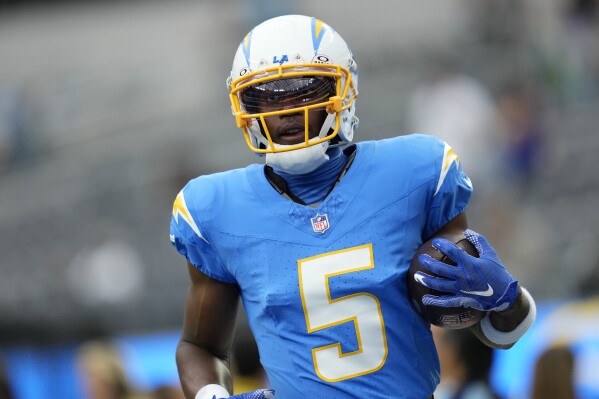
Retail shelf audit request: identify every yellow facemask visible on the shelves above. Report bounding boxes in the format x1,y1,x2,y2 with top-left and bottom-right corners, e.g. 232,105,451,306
228,63,357,154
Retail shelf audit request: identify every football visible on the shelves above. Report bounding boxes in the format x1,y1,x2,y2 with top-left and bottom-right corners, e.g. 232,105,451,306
408,232,485,329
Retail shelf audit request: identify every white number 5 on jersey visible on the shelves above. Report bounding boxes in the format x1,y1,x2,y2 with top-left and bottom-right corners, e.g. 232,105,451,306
298,244,388,382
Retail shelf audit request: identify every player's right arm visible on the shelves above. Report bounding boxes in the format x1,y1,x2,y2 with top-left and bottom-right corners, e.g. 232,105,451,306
171,186,274,399
177,261,240,399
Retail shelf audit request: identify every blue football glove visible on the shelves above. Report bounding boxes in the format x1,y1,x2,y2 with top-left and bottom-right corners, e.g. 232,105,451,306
414,229,518,312
224,389,275,399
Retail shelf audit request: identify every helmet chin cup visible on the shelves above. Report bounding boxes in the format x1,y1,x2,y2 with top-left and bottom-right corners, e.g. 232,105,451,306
265,139,330,175
228,15,359,155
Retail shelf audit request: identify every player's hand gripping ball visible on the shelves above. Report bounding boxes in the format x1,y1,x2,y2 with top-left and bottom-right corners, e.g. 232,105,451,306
408,232,485,329
408,229,519,329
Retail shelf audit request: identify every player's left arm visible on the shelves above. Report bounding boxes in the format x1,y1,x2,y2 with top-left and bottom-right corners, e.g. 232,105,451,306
427,213,536,349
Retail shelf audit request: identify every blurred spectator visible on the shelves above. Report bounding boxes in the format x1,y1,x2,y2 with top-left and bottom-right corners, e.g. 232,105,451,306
0,356,14,399
562,0,599,102
66,238,145,308
531,345,577,399
77,340,151,399
432,326,501,399
406,63,502,198
496,80,546,190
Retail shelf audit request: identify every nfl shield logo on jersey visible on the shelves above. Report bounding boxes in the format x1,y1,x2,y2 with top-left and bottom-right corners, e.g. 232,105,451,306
311,213,330,234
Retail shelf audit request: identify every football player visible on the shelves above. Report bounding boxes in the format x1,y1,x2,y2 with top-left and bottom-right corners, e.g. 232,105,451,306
170,15,536,399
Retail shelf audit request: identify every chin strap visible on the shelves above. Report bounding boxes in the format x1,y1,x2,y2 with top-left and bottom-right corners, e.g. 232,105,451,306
319,112,337,138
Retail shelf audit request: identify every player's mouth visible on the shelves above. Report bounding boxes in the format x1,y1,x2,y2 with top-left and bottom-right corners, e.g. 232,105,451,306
275,127,310,145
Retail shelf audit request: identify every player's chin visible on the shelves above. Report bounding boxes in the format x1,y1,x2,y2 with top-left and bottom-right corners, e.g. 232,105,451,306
276,137,306,146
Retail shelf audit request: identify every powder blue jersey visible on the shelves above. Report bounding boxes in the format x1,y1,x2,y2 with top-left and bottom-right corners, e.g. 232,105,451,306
170,134,472,399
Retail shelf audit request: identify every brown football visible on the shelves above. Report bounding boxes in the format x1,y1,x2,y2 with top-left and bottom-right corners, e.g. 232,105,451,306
408,232,485,329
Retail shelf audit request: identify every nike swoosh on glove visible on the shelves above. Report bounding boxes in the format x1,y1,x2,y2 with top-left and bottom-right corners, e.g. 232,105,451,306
223,389,275,399
414,229,519,312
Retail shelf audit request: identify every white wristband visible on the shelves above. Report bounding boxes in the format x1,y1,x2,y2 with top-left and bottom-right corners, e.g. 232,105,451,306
195,384,230,399
481,286,536,346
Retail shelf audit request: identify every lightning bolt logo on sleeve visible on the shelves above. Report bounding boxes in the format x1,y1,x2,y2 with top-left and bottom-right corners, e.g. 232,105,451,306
434,142,460,196
172,191,209,243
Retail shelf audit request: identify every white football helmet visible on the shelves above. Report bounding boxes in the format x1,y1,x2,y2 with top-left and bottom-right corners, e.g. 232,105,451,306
227,15,359,155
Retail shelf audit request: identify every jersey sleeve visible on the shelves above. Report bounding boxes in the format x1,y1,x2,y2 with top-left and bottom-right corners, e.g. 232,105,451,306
169,183,236,283
423,138,473,240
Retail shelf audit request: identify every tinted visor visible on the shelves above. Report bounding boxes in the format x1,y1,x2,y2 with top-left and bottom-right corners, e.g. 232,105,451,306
241,76,336,114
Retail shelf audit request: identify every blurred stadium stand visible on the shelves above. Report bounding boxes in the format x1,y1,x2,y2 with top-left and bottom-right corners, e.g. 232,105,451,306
0,0,500,345
0,0,598,398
